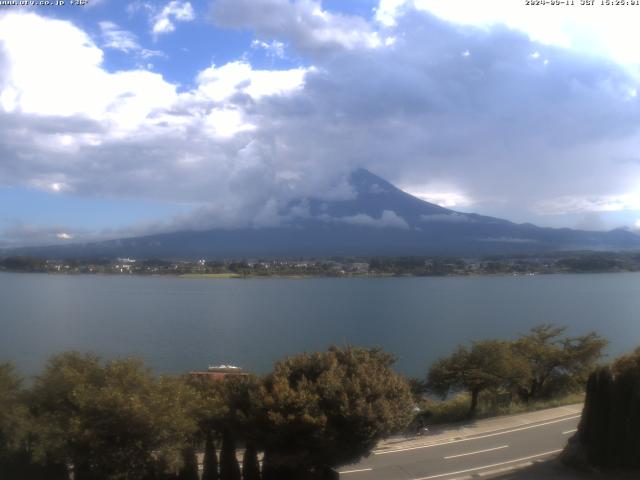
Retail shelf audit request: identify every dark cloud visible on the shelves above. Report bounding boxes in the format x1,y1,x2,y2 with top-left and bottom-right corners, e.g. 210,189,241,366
2,6,640,246
209,0,383,56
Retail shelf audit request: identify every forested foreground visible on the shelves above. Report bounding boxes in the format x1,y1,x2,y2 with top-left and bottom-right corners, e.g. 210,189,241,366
563,347,640,471
0,326,620,480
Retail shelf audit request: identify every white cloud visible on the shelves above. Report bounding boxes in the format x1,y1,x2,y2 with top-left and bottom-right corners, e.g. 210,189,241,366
331,210,410,229
0,12,177,129
99,21,164,58
406,189,474,209
152,1,195,36
535,193,640,215
375,0,410,27
382,0,640,66
251,39,286,58
100,21,139,52
195,61,307,101
0,223,85,247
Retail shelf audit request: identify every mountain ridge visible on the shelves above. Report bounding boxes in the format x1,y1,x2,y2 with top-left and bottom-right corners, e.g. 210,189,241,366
3,169,640,259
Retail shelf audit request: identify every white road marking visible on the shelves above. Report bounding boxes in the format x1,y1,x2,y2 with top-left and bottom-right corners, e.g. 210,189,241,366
339,468,373,474
412,449,563,480
444,445,509,460
562,429,577,435
374,415,580,456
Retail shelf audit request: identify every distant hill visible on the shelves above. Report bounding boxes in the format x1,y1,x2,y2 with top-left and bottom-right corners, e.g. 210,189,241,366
5,169,640,259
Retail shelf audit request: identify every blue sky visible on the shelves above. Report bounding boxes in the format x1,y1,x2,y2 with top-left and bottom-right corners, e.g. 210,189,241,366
2,0,640,246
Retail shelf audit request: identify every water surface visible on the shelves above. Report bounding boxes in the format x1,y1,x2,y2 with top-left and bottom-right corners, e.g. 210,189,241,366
1,272,638,377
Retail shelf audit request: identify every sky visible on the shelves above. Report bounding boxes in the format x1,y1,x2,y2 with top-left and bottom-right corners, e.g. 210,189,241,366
2,0,640,247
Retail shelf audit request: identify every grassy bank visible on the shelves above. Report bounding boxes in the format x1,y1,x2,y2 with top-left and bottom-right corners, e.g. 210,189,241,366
179,273,243,279
416,392,584,426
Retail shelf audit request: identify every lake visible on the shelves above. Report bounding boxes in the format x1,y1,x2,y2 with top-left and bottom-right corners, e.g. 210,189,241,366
1,272,639,378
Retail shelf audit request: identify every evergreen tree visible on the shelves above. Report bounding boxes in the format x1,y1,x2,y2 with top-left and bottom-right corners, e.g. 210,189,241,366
242,443,260,480
219,430,241,480
177,447,199,480
258,346,413,478
202,432,219,480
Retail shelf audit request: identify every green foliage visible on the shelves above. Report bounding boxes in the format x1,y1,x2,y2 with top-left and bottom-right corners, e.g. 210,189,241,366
427,325,606,417
29,352,199,480
0,256,46,271
0,363,43,479
201,433,219,480
557,254,620,273
415,393,473,425
415,392,584,428
258,346,414,473
565,347,640,470
515,325,607,401
177,447,198,480
0,363,28,458
427,340,527,416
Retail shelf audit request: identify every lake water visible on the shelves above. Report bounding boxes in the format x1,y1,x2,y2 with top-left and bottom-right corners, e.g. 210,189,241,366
1,272,639,378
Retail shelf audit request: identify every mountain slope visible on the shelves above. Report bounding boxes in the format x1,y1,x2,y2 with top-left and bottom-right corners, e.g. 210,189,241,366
6,169,640,258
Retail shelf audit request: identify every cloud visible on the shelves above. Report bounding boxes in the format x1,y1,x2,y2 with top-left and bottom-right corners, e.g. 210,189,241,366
209,0,385,55
0,222,87,248
99,21,164,58
195,61,308,102
328,210,410,229
3,5,640,245
152,1,195,36
407,190,474,209
251,39,286,59
479,237,537,243
379,0,640,65
420,213,473,223
99,21,139,53
534,193,640,216
0,13,177,123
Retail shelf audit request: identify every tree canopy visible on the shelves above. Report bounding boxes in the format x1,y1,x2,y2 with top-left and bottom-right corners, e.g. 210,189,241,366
515,325,607,401
427,340,526,416
427,325,607,416
258,346,413,476
28,352,198,480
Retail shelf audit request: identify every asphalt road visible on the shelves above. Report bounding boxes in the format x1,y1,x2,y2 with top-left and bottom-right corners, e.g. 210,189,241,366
337,412,581,480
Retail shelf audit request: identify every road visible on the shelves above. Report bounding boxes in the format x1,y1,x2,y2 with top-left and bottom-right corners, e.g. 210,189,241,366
337,407,581,480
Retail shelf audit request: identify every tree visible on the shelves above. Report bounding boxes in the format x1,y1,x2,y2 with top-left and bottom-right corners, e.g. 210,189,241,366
515,325,607,401
29,352,198,480
201,432,219,480
242,443,260,480
0,363,42,479
214,376,262,480
0,363,27,457
564,347,640,469
427,340,526,416
187,375,226,480
257,346,413,478
219,430,241,480
177,447,198,480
